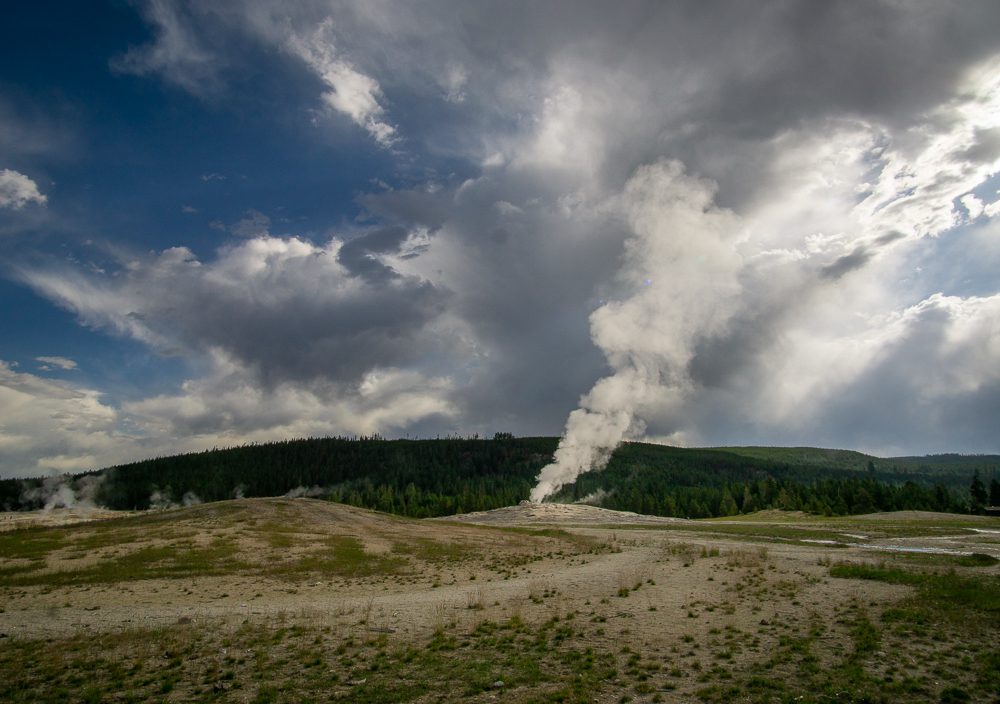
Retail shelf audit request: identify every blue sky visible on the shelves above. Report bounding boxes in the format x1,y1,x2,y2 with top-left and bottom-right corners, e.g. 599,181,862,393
2,1,1000,479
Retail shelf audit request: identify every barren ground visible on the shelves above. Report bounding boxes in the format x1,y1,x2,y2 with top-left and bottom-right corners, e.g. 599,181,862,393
1,499,997,703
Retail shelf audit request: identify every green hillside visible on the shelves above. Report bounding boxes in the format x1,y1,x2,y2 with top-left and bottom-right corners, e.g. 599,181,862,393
714,446,876,470
2,437,996,518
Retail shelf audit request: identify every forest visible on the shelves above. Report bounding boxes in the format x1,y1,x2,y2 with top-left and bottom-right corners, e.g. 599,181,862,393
2,436,998,518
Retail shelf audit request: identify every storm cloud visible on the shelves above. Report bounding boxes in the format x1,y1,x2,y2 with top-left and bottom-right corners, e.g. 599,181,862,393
3,1,1000,477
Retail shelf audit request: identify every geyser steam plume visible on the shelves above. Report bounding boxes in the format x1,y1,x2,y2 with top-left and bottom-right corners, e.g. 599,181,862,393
530,160,743,502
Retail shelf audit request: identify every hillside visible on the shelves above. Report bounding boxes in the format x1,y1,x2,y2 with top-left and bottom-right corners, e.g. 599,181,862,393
714,446,876,470
2,437,996,518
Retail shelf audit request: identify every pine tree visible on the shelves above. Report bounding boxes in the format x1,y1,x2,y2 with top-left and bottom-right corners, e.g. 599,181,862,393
719,488,739,516
970,471,988,513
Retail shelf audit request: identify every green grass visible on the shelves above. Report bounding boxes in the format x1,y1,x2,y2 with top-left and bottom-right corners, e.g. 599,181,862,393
615,512,1000,543
889,551,999,568
0,529,68,560
699,557,998,703
2,539,250,587
1,535,413,586
275,536,407,579
0,615,616,704
830,562,1000,617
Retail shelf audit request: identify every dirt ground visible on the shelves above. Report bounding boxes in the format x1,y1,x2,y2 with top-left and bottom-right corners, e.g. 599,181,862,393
5,500,993,641
1,499,998,702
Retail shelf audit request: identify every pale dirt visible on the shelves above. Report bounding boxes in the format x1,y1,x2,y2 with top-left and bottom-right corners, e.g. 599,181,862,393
4,499,972,641
2,499,998,702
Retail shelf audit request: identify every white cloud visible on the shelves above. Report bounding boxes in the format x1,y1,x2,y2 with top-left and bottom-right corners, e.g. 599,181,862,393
512,84,600,178
0,347,458,478
984,192,1000,219
125,355,456,443
15,229,459,465
851,56,1000,245
0,169,46,209
287,19,398,147
763,293,1000,453
35,356,78,371
0,361,128,478
961,193,985,219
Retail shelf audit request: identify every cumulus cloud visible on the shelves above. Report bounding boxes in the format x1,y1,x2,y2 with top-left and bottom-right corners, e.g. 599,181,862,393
0,169,46,209
124,353,455,443
18,234,450,385
0,361,129,478
14,231,458,463
732,293,1000,456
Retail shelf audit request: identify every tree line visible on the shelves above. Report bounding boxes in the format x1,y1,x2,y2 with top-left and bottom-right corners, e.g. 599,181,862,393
1,436,996,518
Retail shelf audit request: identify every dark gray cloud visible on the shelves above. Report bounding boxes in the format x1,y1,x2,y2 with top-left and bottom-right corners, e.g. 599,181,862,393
689,2,1000,129
337,226,411,280
355,187,452,230
20,237,450,389
820,247,875,280
7,0,1000,477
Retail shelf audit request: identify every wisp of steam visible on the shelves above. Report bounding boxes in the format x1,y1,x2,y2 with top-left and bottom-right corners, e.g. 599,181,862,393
531,160,742,502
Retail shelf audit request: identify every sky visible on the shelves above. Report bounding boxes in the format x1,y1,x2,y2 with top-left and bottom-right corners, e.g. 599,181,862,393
2,1,1000,480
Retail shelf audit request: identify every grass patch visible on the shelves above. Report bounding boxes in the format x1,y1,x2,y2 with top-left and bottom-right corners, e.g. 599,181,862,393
392,537,472,564
830,562,1000,617
2,540,249,586
274,536,407,579
0,528,67,560
705,558,998,702
0,616,615,703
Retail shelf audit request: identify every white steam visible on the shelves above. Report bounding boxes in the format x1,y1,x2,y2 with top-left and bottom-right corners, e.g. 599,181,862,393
149,488,173,510
284,485,329,499
148,487,202,510
531,160,743,502
574,488,611,506
19,474,105,513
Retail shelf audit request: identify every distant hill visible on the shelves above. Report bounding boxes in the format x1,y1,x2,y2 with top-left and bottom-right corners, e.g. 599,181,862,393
713,446,876,470
2,437,995,518
721,446,1000,475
